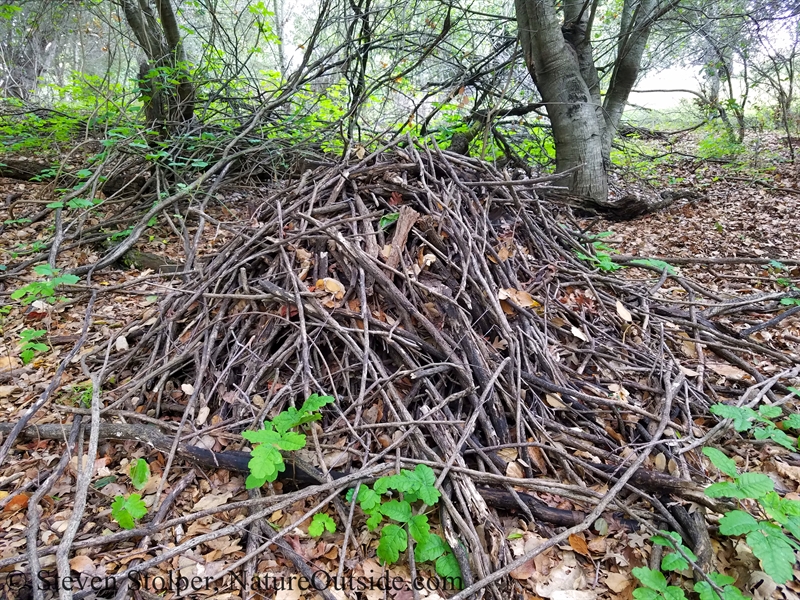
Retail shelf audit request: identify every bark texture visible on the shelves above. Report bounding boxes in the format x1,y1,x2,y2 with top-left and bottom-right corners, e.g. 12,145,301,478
121,0,195,130
515,0,673,206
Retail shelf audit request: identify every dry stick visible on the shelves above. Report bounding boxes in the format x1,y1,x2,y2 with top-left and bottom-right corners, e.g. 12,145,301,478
113,470,197,600
2,465,387,575
26,417,83,600
0,291,96,468
68,467,384,600
616,254,800,267
446,371,684,600
56,366,107,600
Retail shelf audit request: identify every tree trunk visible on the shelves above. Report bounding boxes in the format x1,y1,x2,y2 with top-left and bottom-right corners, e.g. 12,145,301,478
515,0,667,206
515,0,607,201
121,0,195,131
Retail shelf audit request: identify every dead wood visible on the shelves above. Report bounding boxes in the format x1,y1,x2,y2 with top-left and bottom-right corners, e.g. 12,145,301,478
3,141,797,595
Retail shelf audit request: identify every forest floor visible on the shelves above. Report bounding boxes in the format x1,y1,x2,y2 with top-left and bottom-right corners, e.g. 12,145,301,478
0,132,798,600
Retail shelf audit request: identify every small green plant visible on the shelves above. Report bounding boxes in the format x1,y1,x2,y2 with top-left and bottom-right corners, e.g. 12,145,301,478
111,494,147,530
19,329,48,364
633,531,746,600
70,381,93,408
309,513,337,537
11,265,80,305
628,258,676,275
379,212,400,229
576,231,623,272
242,393,335,489
780,297,800,306
709,403,799,450
30,167,58,182
110,459,150,530
347,464,462,585
130,458,151,490
703,447,800,584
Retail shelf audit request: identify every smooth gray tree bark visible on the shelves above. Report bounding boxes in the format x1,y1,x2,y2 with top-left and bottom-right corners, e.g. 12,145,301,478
515,0,675,205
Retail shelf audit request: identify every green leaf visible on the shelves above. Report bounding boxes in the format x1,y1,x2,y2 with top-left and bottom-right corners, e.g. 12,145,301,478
694,572,741,600
707,573,736,587
754,426,796,451
33,265,57,277
661,552,689,572
366,509,383,530
299,393,335,414
702,447,738,478
780,298,800,306
277,431,306,451
781,413,800,430
111,493,147,530
242,428,282,445
94,475,117,489
379,212,400,229
632,567,667,593
415,532,448,562
47,201,64,209
54,273,79,285
758,405,783,419
719,510,759,535
271,408,300,434
309,513,336,537
247,444,285,483
380,500,412,523
633,589,661,600
435,552,463,587
357,486,381,512
628,259,676,275
710,404,757,432
784,516,800,540
746,526,795,584
663,587,688,600
409,514,430,543
720,586,748,600
705,482,743,499
735,472,774,498
245,473,268,489
129,459,150,490
377,524,407,564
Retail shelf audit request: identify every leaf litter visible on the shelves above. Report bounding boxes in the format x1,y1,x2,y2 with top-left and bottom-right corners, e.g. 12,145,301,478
0,137,798,598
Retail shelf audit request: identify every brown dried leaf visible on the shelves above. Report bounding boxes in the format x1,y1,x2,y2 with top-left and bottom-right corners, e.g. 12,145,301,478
568,533,591,557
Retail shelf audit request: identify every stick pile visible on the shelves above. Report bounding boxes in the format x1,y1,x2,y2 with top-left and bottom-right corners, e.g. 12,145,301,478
9,141,799,597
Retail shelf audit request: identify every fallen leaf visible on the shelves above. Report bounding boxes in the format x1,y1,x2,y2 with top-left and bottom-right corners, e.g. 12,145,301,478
615,300,632,323
546,393,566,408
499,288,540,309
775,461,800,484
497,448,519,462
568,533,590,558
181,383,195,395
316,278,345,300
551,592,597,600
510,559,536,580
0,356,20,371
70,555,94,573
707,363,750,380
115,336,129,352
654,453,667,472
3,493,30,513
571,326,588,342
0,385,19,397
604,572,631,593
192,492,233,512
506,461,525,479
